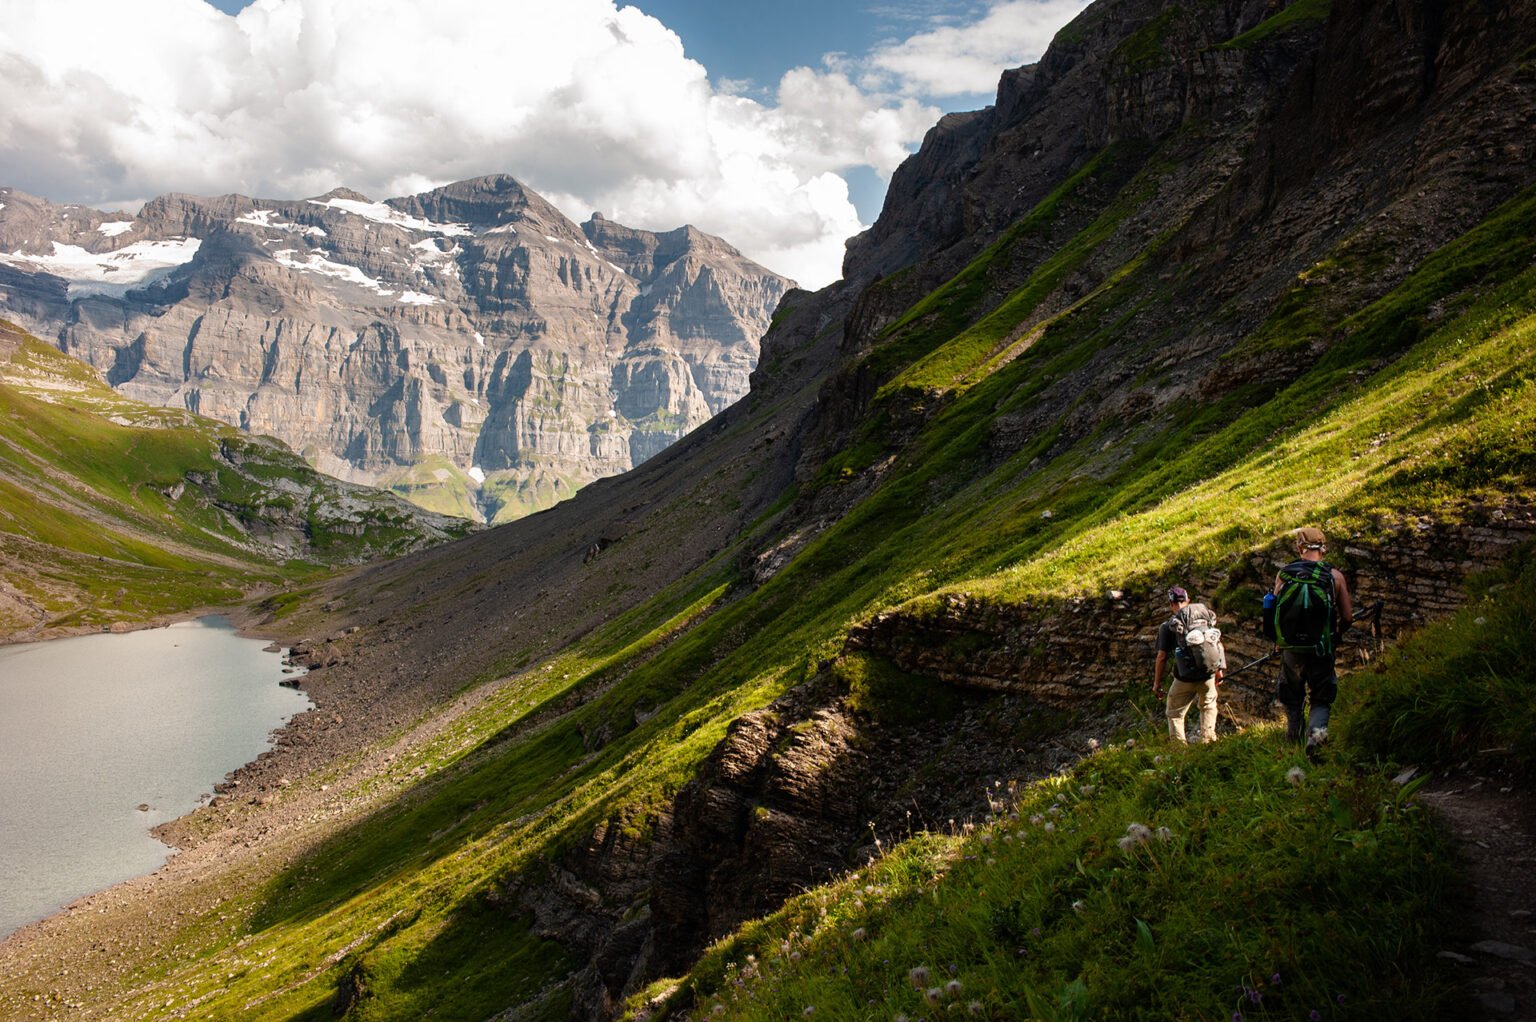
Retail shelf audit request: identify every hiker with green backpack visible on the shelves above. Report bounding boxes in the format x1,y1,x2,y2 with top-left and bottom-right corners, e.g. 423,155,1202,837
1153,586,1227,743
1264,526,1354,756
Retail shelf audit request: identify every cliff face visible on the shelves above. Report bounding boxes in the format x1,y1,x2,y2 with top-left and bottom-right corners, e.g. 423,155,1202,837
0,176,791,522
514,0,1536,1012
4,1,1536,1019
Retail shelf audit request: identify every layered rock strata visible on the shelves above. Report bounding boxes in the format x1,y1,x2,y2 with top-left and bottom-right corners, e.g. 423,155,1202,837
0,177,792,522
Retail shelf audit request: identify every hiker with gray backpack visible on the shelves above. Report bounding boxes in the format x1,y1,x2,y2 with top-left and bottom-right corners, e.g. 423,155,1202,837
1263,526,1354,758
1153,586,1227,743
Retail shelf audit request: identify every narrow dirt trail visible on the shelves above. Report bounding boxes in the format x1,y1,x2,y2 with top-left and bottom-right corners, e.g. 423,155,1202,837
1421,768,1536,1019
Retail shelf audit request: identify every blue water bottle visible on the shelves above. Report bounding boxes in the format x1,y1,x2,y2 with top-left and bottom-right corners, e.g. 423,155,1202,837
1261,592,1277,641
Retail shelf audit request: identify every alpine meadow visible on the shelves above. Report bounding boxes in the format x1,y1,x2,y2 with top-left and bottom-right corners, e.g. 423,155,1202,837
2,1,1536,1021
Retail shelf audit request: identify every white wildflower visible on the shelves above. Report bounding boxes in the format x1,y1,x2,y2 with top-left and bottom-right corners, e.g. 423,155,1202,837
1286,766,1306,785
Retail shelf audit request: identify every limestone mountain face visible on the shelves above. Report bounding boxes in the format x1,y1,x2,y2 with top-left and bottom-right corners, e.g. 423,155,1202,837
0,177,792,522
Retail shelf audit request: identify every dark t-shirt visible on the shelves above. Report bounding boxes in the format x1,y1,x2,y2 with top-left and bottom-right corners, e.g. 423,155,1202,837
1156,619,1178,655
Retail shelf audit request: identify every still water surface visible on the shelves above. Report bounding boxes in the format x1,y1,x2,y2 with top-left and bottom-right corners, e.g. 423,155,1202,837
0,617,309,938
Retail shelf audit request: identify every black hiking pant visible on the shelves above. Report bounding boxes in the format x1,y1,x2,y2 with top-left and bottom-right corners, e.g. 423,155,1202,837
1277,650,1337,744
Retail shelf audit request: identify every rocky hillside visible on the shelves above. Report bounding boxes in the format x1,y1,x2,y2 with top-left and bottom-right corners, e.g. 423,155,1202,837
0,320,473,642
0,176,791,523
2,0,1536,1019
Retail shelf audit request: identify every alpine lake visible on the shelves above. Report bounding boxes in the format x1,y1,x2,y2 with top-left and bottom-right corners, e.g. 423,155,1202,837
0,617,309,938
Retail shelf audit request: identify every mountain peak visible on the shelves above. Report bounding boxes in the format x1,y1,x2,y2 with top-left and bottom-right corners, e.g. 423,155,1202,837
310,186,373,203
388,174,565,235
0,174,792,525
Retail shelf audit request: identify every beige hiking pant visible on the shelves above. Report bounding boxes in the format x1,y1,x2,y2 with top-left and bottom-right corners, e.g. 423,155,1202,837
1165,676,1218,743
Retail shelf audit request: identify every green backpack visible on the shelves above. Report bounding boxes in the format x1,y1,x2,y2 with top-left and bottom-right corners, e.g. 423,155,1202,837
1274,560,1336,655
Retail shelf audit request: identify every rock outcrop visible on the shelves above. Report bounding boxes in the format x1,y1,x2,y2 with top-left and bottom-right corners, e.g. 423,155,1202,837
0,177,792,522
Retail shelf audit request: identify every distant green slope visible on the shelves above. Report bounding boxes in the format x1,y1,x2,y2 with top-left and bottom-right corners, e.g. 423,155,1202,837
7,5,1536,1017
66,169,1536,1022
0,321,475,640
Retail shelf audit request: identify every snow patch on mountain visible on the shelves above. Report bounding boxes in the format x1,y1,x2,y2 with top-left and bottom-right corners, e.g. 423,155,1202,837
237,209,326,237
271,248,393,297
0,238,202,298
308,198,472,237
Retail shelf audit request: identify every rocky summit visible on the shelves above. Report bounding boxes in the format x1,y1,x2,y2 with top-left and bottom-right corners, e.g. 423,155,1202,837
0,176,792,522
4,1,1536,1020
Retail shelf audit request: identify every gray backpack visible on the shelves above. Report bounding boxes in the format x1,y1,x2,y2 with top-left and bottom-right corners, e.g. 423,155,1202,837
1171,604,1225,680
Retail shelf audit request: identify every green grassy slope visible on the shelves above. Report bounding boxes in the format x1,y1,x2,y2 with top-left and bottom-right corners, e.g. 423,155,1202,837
0,322,474,639
630,552,1536,1022
6,4,1536,1014
53,149,1536,1021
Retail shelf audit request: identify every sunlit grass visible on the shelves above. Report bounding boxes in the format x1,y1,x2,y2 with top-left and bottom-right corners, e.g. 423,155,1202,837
631,725,1456,1021
13,133,1536,1022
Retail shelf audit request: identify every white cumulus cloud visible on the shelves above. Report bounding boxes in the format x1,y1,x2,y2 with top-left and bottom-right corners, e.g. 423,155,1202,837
0,0,1085,288
867,0,1094,97
0,0,942,288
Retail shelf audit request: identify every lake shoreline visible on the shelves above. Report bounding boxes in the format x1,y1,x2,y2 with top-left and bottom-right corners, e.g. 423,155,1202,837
0,618,313,945
0,585,296,649
0,569,508,1019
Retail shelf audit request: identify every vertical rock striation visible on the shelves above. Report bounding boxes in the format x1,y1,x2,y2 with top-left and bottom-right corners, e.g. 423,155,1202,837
0,176,792,522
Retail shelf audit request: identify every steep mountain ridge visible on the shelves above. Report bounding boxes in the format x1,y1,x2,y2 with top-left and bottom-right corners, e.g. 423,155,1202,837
2,0,1536,1019
0,176,791,523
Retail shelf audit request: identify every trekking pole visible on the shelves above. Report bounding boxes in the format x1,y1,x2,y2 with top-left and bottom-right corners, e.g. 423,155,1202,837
1223,650,1278,681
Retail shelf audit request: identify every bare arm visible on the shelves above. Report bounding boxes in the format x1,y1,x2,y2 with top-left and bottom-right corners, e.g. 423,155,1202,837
1154,650,1168,697
1333,568,1353,625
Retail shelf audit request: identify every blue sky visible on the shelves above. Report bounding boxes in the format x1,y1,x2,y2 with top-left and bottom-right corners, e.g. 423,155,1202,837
2,0,1090,287
618,0,1004,219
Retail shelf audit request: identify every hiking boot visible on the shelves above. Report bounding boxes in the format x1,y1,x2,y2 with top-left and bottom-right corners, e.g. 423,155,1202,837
1305,726,1328,764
